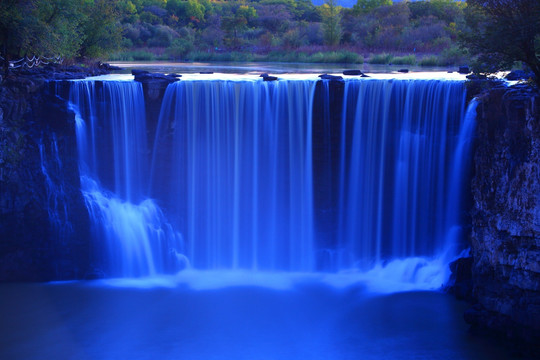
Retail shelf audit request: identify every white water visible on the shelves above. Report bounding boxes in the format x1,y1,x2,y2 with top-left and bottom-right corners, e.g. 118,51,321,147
335,79,468,271
150,80,316,271
66,76,477,290
69,81,183,277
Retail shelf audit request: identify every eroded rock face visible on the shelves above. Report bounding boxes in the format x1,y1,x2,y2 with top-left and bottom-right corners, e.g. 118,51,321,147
468,84,540,350
0,76,91,281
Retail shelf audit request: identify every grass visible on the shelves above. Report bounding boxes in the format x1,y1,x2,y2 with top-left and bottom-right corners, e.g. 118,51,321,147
391,54,416,66
367,53,394,65
419,55,439,67
108,50,156,61
107,47,470,67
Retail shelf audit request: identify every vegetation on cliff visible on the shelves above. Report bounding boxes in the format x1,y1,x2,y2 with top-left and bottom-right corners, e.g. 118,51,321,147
0,0,122,70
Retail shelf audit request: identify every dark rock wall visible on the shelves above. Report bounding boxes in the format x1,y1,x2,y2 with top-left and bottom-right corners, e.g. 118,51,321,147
468,85,540,349
0,78,90,281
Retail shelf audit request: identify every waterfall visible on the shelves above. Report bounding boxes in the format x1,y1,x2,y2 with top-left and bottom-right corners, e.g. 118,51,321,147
39,133,73,241
336,79,468,273
69,81,184,278
150,80,316,271
63,76,475,285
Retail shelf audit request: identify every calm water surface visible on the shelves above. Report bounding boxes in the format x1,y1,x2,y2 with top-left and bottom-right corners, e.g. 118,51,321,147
0,276,518,360
109,61,457,75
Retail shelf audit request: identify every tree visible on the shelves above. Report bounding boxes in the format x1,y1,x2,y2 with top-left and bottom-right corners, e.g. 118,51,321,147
222,5,257,49
79,0,123,58
353,0,392,15
460,0,540,86
320,0,342,46
0,0,87,75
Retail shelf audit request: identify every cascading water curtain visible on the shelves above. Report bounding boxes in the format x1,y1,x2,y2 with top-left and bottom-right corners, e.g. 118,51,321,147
150,80,317,271
336,79,470,271
69,80,183,278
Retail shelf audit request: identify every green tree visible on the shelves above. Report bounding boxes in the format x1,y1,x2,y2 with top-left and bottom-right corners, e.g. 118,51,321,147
460,0,540,86
353,0,392,15
222,5,257,49
0,0,86,74
167,0,206,26
79,0,123,58
320,0,342,46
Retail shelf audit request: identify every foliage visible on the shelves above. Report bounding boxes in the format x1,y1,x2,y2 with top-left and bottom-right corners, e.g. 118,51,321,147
419,55,439,67
0,0,123,65
0,0,473,67
320,0,343,46
391,54,416,65
368,53,393,64
460,0,540,85
353,0,393,15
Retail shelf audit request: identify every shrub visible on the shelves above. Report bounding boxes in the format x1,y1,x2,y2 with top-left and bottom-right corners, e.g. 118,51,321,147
309,51,362,64
438,46,469,66
391,54,416,65
419,55,439,67
368,53,393,64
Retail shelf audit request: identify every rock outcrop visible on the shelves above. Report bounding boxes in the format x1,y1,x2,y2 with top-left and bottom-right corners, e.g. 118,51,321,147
467,84,540,354
0,66,110,281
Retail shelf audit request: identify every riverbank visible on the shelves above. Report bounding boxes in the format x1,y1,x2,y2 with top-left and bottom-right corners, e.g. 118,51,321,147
108,49,467,68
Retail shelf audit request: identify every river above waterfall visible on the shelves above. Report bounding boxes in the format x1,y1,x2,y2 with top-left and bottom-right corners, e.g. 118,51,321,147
108,61,463,76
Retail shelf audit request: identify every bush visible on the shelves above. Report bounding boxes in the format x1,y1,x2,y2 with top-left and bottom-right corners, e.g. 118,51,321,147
391,54,416,65
314,51,363,64
368,53,393,64
165,38,194,59
419,55,439,67
438,46,469,66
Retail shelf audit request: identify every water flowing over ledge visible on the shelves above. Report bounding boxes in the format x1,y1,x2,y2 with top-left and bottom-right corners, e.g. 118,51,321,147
64,75,475,291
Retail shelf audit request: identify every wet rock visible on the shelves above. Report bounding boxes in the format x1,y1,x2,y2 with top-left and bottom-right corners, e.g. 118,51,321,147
262,75,278,81
466,74,488,80
133,71,180,84
469,85,540,353
343,70,363,76
98,62,122,71
318,74,343,81
505,70,535,81
0,76,91,281
397,69,409,73
447,257,473,301
458,66,470,74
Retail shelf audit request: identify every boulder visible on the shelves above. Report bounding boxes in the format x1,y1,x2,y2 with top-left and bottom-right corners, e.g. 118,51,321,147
458,66,470,74
343,69,363,76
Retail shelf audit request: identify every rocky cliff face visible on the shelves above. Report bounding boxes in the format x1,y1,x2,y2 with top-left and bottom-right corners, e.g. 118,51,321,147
467,84,540,352
0,75,92,281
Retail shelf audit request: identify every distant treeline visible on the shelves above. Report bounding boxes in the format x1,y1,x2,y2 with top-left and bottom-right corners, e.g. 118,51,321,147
110,0,469,65
0,0,470,66
1,0,538,77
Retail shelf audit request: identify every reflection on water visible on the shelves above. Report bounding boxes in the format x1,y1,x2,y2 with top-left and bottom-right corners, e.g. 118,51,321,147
109,60,458,75
0,279,520,360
